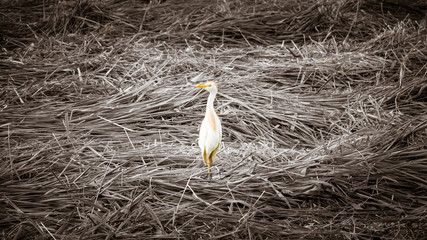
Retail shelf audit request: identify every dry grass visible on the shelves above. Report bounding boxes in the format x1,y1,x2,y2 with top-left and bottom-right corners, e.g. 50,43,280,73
1,0,427,239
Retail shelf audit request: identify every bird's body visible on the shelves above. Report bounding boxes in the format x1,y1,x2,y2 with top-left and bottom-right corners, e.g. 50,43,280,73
196,81,222,177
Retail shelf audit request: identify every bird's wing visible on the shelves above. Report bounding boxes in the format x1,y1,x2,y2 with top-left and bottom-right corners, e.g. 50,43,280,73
205,131,221,155
198,117,208,152
205,114,221,155
216,114,222,140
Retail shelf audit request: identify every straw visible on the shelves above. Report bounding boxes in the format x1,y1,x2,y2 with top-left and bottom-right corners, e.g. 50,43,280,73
1,0,426,239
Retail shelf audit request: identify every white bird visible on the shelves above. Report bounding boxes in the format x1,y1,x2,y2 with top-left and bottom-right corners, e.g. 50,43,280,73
196,81,222,178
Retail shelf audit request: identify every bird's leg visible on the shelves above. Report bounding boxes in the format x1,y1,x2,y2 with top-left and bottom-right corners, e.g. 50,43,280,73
207,161,212,180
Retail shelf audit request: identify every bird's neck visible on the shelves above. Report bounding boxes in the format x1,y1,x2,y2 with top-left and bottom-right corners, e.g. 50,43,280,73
206,92,216,112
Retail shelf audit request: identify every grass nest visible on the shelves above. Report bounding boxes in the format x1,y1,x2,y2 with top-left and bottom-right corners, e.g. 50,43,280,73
1,0,427,239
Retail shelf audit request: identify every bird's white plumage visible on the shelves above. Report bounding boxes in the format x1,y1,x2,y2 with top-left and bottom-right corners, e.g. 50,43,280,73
198,110,222,155
196,81,222,173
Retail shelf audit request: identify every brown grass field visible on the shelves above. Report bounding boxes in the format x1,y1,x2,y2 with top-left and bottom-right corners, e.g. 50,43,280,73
1,0,427,239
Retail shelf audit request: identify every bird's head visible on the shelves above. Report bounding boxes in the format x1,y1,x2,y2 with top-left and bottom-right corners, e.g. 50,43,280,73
196,81,218,94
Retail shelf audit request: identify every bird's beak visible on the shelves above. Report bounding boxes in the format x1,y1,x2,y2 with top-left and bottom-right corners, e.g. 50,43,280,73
196,84,210,88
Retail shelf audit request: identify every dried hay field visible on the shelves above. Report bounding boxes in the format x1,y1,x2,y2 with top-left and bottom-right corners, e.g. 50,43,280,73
1,0,427,239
